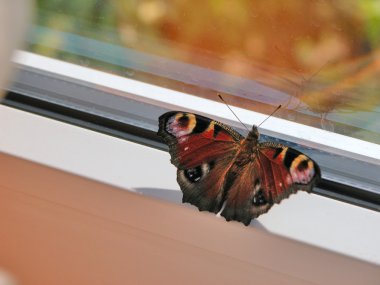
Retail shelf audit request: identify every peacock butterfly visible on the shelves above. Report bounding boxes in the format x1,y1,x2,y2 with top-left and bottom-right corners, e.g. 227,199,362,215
157,111,321,226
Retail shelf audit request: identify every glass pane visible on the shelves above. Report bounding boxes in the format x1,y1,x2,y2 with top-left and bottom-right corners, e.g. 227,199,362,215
28,1,380,144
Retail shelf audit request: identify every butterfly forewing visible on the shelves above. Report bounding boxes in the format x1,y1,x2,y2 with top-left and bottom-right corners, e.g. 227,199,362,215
158,111,242,168
158,111,243,212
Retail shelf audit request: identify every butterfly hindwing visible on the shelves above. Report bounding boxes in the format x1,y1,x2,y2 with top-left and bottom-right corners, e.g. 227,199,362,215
158,111,243,212
177,156,235,212
221,142,320,225
221,158,273,226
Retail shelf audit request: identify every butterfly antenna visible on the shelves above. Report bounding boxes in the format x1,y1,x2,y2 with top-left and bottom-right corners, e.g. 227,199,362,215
308,60,330,83
218,94,250,132
258,105,282,128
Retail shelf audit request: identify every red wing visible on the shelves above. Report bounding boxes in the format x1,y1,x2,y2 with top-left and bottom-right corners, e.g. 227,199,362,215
158,111,243,212
158,111,243,168
257,142,321,203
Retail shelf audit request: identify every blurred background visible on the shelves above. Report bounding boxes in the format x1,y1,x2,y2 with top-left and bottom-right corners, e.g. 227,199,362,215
0,0,31,98
26,1,380,142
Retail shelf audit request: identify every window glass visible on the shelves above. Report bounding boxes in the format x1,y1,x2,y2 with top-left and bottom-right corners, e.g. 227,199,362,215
29,0,380,144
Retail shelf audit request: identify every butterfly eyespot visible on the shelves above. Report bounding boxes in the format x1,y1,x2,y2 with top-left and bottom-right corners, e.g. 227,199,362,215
297,159,309,171
252,189,267,206
290,155,315,184
184,166,203,183
183,163,212,184
166,113,197,137
178,114,189,126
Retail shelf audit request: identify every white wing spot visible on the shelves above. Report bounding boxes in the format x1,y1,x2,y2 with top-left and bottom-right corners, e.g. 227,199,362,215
201,163,210,174
286,175,292,185
216,201,227,217
254,180,261,191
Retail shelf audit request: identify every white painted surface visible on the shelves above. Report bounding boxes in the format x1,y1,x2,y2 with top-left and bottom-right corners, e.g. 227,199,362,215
13,51,380,165
0,105,379,265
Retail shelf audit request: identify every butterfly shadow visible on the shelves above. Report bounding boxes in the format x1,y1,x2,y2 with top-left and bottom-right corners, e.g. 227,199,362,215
134,187,268,230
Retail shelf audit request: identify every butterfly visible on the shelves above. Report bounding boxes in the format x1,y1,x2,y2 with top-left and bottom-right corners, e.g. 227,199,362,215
157,111,321,226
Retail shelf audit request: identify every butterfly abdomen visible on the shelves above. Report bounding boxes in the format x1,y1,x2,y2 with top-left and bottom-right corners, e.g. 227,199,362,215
231,126,260,167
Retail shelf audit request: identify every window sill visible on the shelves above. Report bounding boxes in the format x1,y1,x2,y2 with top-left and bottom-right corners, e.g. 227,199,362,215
0,104,379,265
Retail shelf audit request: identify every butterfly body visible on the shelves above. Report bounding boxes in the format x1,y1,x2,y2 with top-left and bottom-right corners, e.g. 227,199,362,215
158,111,320,226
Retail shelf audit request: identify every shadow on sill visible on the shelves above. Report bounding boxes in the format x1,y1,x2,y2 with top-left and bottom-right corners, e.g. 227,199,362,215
134,187,268,230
